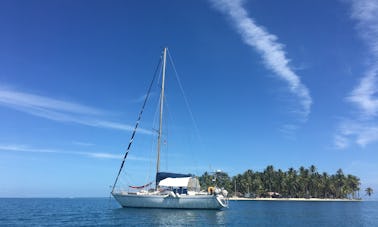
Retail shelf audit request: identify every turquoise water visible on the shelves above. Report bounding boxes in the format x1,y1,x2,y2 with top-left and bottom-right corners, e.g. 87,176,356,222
1,198,377,226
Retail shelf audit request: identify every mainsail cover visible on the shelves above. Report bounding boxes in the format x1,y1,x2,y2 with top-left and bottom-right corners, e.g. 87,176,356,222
158,177,191,187
156,172,192,184
158,177,201,192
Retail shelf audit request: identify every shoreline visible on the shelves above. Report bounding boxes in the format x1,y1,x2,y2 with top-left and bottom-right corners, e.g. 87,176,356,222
229,197,361,202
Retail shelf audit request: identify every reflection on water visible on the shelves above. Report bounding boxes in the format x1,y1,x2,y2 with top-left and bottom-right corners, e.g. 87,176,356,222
110,201,378,226
1,198,377,226
112,207,226,225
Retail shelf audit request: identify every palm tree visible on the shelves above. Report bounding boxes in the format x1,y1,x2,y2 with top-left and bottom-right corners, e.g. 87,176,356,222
253,175,264,197
242,169,254,195
298,166,310,198
310,165,317,175
365,187,373,197
199,172,214,190
263,165,275,192
276,169,286,196
286,167,298,197
335,169,345,198
216,171,232,192
345,175,360,199
320,172,330,198
309,165,318,197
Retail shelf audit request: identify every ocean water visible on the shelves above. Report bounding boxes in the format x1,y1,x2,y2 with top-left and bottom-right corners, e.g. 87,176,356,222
1,198,377,226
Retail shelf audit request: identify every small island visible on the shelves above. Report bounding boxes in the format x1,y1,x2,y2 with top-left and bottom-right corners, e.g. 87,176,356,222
199,165,363,201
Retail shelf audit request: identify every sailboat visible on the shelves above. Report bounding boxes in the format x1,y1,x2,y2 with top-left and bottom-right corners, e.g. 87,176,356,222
111,47,228,209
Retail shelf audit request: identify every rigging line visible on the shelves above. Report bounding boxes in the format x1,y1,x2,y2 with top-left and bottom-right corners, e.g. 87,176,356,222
146,74,164,185
167,50,203,176
145,58,163,185
167,49,205,149
111,53,162,193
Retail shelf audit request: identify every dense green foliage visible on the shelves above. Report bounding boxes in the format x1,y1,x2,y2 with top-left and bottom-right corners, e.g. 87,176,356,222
199,165,361,199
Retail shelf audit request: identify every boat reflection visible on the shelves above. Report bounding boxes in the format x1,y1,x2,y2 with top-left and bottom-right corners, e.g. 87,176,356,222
112,207,227,225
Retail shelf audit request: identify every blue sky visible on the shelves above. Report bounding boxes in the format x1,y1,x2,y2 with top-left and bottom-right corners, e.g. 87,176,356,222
1,0,378,198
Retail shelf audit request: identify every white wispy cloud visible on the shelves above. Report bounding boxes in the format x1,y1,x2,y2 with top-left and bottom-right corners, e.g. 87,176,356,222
335,0,378,148
0,144,149,161
0,86,104,115
72,141,95,147
0,86,153,135
347,0,378,118
209,0,312,119
278,124,299,140
347,69,378,117
334,134,349,149
336,120,378,148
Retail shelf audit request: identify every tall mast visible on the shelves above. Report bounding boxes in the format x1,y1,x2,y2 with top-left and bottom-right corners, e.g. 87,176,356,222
156,47,167,188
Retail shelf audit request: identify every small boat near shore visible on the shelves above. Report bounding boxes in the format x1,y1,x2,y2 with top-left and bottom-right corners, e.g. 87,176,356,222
111,47,228,209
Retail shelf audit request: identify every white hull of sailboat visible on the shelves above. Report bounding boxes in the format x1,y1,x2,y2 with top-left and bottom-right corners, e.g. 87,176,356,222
112,193,227,209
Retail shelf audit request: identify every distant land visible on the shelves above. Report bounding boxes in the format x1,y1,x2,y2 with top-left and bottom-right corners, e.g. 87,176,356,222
229,197,360,201
199,165,367,200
